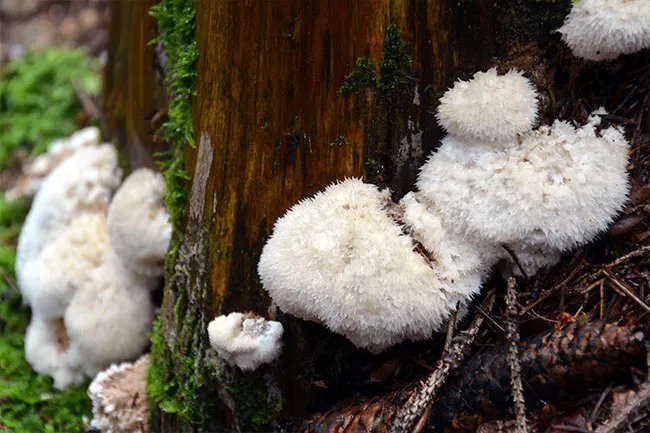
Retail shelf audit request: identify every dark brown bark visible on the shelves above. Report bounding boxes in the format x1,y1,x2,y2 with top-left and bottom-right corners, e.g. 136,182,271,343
103,0,167,170
102,1,575,431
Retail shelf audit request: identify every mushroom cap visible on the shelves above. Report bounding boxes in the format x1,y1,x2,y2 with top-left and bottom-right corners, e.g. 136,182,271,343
19,212,110,316
258,179,477,353
107,168,171,277
417,112,630,253
436,68,539,143
207,312,284,371
64,249,157,378
559,0,650,61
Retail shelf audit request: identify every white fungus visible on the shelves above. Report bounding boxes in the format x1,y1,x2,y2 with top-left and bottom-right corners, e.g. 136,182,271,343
258,68,631,352
258,179,485,353
559,0,650,61
208,312,284,371
435,68,539,143
88,355,150,433
16,143,122,308
16,160,170,388
107,168,171,277
417,110,630,272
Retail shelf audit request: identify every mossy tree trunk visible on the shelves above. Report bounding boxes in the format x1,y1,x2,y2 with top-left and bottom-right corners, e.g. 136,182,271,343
102,0,571,431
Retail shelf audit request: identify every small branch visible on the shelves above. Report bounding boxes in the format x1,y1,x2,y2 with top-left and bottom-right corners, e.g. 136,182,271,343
506,278,528,433
389,292,496,433
502,245,529,279
595,381,650,433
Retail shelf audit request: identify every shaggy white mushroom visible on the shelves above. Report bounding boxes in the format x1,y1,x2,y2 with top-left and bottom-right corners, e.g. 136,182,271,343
258,179,486,353
64,249,157,378
64,168,170,378
421,69,630,275
107,168,171,277
17,164,169,388
436,68,538,143
559,0,650,61
208,312,284,371
19,213,110,319
24,316,85,390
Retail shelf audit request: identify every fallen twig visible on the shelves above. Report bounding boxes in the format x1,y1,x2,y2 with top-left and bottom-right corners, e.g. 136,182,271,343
595,381,650,433
506,278,528,433
389,293,495,433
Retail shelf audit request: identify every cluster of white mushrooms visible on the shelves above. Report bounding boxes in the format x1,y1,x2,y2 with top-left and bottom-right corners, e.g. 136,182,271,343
207,0,650,369
14,127,171,389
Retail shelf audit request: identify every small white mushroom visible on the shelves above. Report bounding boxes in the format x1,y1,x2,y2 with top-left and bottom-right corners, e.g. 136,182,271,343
88,355,150,433
559,0,650,61
208,312,284,371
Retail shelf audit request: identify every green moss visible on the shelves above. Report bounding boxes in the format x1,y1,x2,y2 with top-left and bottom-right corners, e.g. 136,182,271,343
0,194,91,432
379,24,413,91
336,57,378,96
0,48,101,168
150,0,199,265
337,24,413,98
148,0,201,427
223,373,282,432
329,135,349,147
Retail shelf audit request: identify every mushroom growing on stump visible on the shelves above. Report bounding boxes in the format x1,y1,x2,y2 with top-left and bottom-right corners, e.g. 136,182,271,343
258,68,631,353
418,69,630,276
559,0,650,61
258,179,488,353
207,312,284,371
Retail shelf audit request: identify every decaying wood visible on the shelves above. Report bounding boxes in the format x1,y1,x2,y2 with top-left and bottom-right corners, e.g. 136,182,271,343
297,321,648,432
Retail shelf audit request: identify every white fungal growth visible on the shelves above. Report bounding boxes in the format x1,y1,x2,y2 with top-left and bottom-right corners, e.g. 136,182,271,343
559,0,650,61
16,144,122,308
88,355,150,433
418,110,630,273
436,68,539,143
107,168,171,277
258,179,481,353
208,312,284,371
16,160,170,388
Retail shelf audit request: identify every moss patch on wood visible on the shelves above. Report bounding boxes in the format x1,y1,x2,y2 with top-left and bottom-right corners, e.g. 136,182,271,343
149,0,198,264
147,0,201,427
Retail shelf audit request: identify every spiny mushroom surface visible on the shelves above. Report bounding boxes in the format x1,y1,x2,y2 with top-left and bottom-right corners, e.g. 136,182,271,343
435,68,538,143
258,179,486,353
418,110,629,275
16,143,122,309
208,312,284,371
88,355,150,433
107,168,171,277
558,0,650,61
